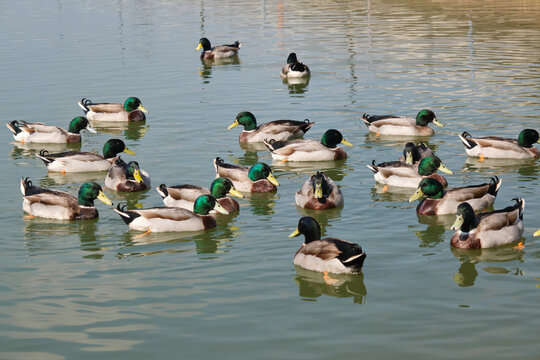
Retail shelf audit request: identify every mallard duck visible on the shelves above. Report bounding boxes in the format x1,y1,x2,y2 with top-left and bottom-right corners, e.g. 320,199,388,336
105,158,150,192
228,111,315,143
458,129,539,159
263,129,353,162
361,109,442,136
156,177,244,213
408,176,501,215
289,216,366,275
534,229,540,236
213,157,279,193
78,97,148,122
280,52,310,78
367,155,453,188
450,198,524,249
6,117,97,144
398,142,435,164
35,138,136,173
295,171,343,210
113,195,229,233
20,177,112,220
196,38,241,60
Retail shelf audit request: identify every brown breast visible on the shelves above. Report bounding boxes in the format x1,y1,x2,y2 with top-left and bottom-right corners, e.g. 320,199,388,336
251,180,277,193
334,147,347,160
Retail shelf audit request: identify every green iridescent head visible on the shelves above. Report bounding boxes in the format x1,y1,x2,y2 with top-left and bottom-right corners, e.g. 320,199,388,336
196,38,212,51
229,111,257,131
68,116,96,134
320,129,353,148
123,97,148,113
78,182,113,207
451,202,477,232
193,195,229,215
417,156,453,176
288,216,321,243
125,161,143,183
102,138,136,159
416,109,442,127
210,177,244,199
409,178,444,202
248,162,280,185
517,129,539,147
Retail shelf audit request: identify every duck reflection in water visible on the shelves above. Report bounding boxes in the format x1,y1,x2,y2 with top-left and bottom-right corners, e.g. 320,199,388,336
282,77,310,95
89,121,148,141
414,213,456,248
199,56,241,83
11,141,82,160
246,192,279,216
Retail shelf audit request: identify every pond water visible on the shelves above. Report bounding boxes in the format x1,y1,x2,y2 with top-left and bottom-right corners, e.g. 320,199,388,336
1,0,539,359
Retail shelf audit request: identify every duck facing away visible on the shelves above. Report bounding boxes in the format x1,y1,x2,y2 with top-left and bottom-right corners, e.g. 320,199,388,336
35,138,136,173
20,177,112,220
289,216,366,275
156,177,244,213
228,111,315,143
78,97,148,122
263,129,353,162
113,195,229,234
295,171,343,210
458,129,539,159
398,142,435,164
409,177,502,215
213,157,279,193
6,117,96,144
362,109,442,136
450,198,524,249
367,155,453,188
105,158,151,192
196,37,241,60
280,52,310,78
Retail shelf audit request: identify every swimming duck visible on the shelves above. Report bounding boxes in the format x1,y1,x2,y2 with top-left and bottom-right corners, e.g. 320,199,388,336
458,129,539,159
213,157,279,193
263,129,353,162
6,117,97,144
20,177,112,220
361,109,442,136
289,216,366,275
295,172,343,210
196,38,241,60
78,97,148,122
450,198,524,249
280,52,310,78
113,195,229,234
228,111,315,143
398,142,435,164
105,158,151,192
408,176,501,215
156,177,244,213
367,156,453,188
35,138,136,173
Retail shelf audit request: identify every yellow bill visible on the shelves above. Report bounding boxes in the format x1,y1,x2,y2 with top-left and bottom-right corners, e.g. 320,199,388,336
341,139,353,147
228,187,244,198
213,202,230,215
267,173,280,186
405,151,413,165
534,229,540,237
289,228,300,238
196,43,203,51
438,162,454,174
408,188,425,202
138,104,149,114
314,183,323,198
451,214,464,231
97,191,113,206
432,118,444,128
133,169,143,183
227,120,239,130
123,148,136,155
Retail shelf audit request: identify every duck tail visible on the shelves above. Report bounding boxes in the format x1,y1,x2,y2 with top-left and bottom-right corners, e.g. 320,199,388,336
113,203,140,225
458,131,476,149
6,120,22,135
511,197,525,220
78,98,93,114
234,41,242,49
488,176,502,196
214,157,224,174
35,150,52,164
263,138,276,152
367,160,379,174
156,184,169,199
20,177,33,196
300,119,315,133
361,114,371,127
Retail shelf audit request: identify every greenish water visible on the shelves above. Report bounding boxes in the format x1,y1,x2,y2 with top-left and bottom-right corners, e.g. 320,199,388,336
1,0,540,359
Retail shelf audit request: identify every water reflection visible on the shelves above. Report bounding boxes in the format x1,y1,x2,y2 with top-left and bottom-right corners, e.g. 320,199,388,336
43,171,107,187
296,206,343,230
237,142,263,165
10,142,82,160
199,57,241,83
294,266,367,304
282,77,309,95
245,192,279,216
413,213,456,247
370,183,414,203
89,121,148,141
462,156,539,178
272,159,351,181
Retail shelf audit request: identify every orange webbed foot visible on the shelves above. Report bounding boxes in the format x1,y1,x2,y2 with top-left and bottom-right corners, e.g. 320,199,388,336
135,229,152,239
323,271,338,285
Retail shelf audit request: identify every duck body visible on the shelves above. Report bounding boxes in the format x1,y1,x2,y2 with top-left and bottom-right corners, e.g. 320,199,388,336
78,97,148,122
281,53,310,78
410,177,501,215
6,117,96,144
458,130,539,159
196,38,241,60
295,172,343,210
398,142,435,164
450,198,524,249
290,217,366,274
105,158,150,192
361,110,442,136
213,157,279,193
263,129,352,162
20,177,112,220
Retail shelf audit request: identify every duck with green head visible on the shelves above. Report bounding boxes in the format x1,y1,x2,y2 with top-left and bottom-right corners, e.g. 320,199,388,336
408,176,501,215
281,52,311,78
21,177,112,220
228,111,315,143
35,138,136,173
367,155,453,188
213,157,279,192
113,194,229,234
6,116,97,144
196,37,241,60
295,171,343,210
78,97,148,122
289,216,366,275
263,129,353,162
361,109,442,136
398,142,435,165
105,158,150,192
458,129,539,159
157,177,244,213
450,198,524,249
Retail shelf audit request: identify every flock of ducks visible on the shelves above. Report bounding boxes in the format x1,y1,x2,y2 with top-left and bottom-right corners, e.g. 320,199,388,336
7,37,540,279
